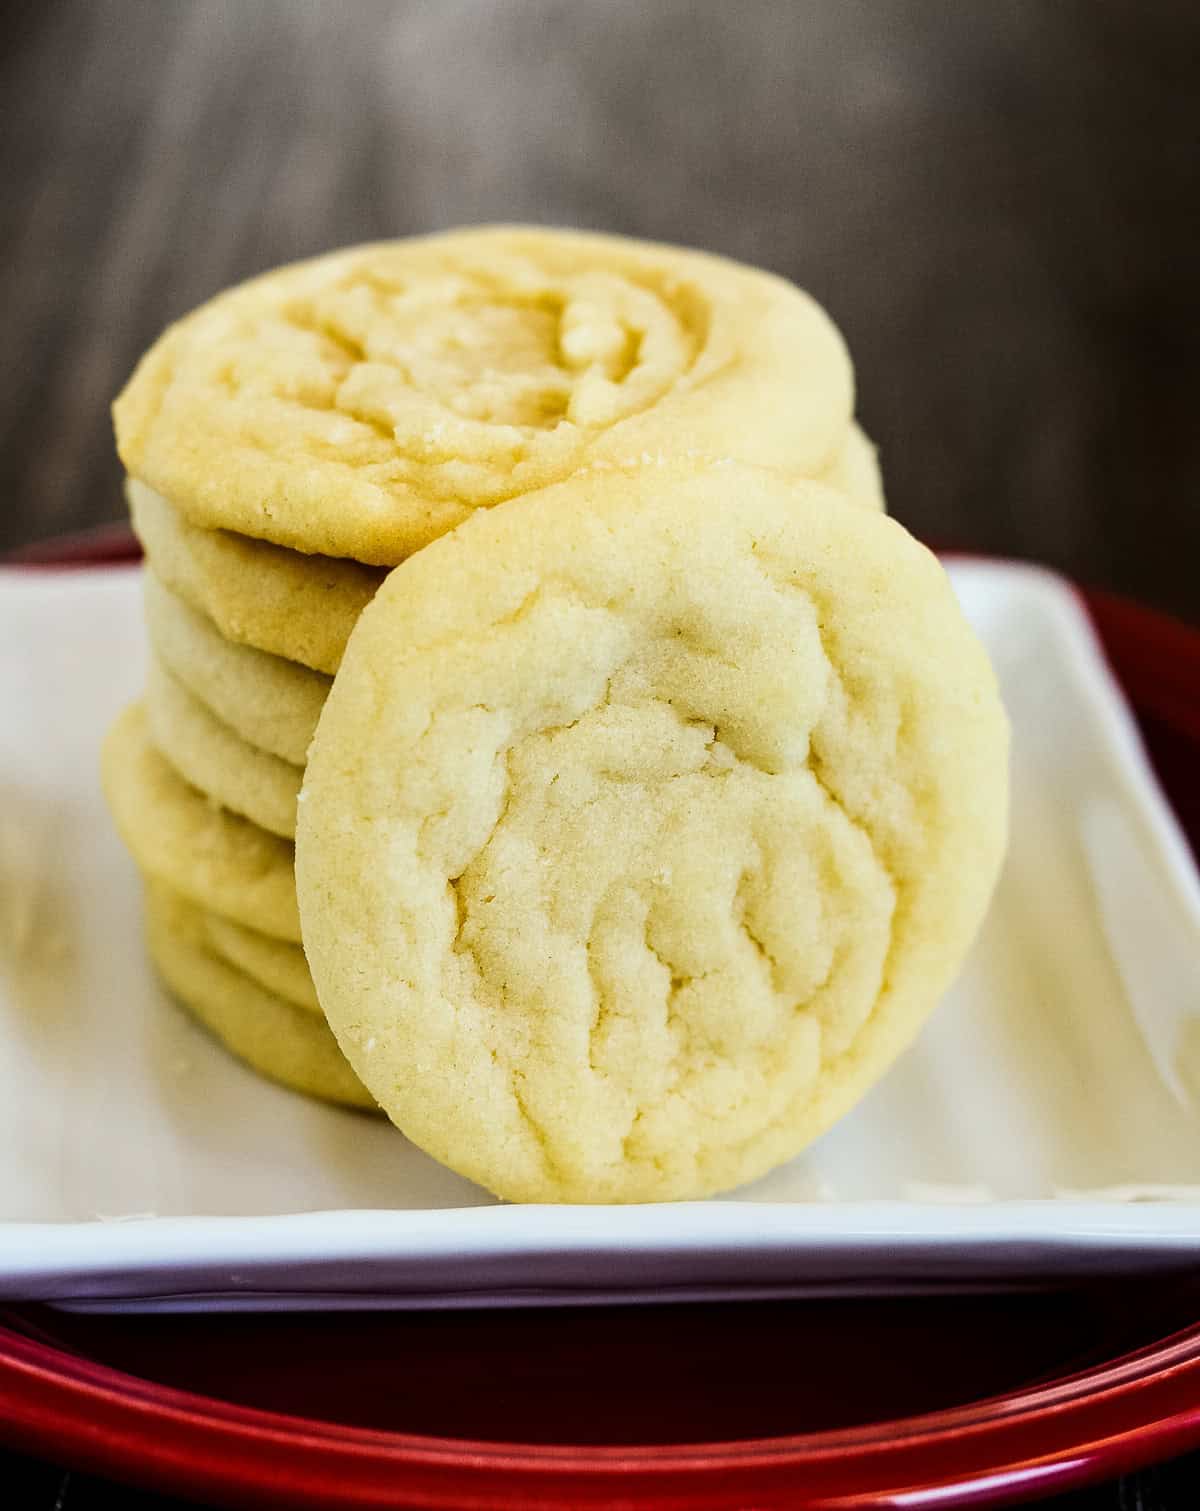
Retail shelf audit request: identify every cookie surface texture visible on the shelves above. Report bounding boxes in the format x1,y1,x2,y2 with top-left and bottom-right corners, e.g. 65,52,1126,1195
144,569,330,765
818,421,884,511
115,226,858,564
296,461,1008,1203
145,884,372,1109
102,704,300,941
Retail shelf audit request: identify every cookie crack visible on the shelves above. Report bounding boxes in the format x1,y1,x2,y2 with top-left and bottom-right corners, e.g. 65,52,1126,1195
418,557,906,1187
206,268,716,501
584,934,610,1077
806,748,900,906
440,748,566,1182
642,924,692,1067
509,1075,566,1186
613,570,902,1168
734,868,783,994
263,306,400,447
285,305,369,368
748,551,902,902
614,920,695,1162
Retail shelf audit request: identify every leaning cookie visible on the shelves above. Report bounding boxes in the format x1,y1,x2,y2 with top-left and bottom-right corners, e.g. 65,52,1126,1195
296,459,1008,1204
115,225,870,566
145,883,373,1111
102,704,300,942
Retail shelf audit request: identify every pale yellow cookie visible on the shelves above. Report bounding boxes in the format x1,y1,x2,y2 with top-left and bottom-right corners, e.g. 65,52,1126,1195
103,704,300,941
129,481,383,674
199,905,320,1015
145,654,302,839
114,225,865,565
132,420,879,678
144,569,329,765
818,421,884,511
296,460,1008,1204
145,883,373,1111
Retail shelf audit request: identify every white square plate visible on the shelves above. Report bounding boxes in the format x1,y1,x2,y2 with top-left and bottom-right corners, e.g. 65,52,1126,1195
1,560,1199,1312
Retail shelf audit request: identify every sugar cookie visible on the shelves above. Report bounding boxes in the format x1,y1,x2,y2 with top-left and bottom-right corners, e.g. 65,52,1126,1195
145,655,301,839
818,421,883,511
146,884,372,1110
115,226,859,564
200,905,320,1015
296,460,1008,1203
144,569,329,765
103,704,300,942
129,481,382,674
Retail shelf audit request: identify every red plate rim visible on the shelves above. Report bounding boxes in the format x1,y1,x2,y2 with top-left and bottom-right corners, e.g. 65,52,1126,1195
3,527,1200,1509
3,1309,1200,1508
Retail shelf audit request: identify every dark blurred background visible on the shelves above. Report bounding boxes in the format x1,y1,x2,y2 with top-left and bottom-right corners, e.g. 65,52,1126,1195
0,0,1197,617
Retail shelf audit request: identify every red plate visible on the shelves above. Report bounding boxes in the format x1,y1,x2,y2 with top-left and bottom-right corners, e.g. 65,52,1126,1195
2,528,1199,1510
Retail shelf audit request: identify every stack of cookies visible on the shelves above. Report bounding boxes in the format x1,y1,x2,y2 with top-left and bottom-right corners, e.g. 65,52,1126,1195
103,226,1008,1201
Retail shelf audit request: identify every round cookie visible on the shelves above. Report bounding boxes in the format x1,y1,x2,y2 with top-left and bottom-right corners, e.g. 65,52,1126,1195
145,884,373,1111
114,225,861,565
144,569,329,765
145,654,302,839
201,906,320,1015
103,704,300,942
296,459,1009,1204
129,481,382,674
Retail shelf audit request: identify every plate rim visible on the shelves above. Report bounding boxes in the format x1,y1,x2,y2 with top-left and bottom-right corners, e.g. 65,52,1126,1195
2,1304,1200,1508
3,552,1200,1299
9,1201,1200,1300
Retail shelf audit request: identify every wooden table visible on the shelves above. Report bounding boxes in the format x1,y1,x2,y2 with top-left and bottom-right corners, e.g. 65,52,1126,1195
1,3,1197,1505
